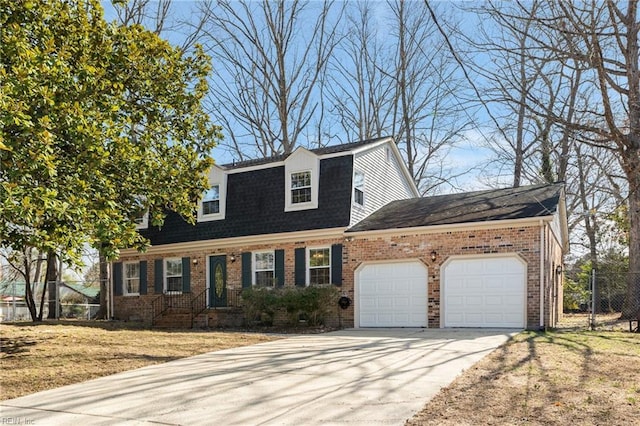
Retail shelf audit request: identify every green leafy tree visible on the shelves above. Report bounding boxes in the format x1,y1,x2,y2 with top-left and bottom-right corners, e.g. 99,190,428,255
0,0,221,320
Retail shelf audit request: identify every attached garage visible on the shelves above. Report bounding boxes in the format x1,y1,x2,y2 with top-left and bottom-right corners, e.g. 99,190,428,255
442,255,526,328
356,261,427,327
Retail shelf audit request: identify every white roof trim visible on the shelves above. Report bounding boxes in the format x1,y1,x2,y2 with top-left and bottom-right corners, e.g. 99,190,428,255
345,216,555,238
122,215,557,257
121,227,347,256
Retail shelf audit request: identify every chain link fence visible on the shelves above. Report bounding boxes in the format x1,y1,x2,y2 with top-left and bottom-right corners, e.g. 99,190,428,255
562,269,640,331
0,280,101,322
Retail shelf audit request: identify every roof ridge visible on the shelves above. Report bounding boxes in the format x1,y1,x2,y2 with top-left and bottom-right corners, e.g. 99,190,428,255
220,136,392,169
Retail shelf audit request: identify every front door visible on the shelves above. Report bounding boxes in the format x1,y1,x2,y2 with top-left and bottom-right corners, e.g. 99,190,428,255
209,255,227,308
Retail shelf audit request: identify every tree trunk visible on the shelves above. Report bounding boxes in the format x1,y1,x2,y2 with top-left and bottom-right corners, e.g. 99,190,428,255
95,252,109,319
22,251,38,321
46,252,58,319
621,149,640,318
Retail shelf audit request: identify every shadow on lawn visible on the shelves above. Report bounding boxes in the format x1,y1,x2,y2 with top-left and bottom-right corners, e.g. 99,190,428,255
0,336,39,355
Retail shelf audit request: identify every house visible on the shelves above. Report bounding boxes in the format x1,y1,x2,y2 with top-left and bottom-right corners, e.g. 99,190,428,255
112,136,568,329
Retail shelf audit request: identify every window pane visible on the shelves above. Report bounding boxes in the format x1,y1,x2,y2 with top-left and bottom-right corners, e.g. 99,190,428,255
292,188,311,203
310,268,330,285
126,278,140,294
166,259,182,276
125,263,140,279
255,271,274,287
291,171,311,188
354,172,364,205
204,185,220,201
309,248,330,267
166,277,182,292
255,252,274,270
203,199,220,215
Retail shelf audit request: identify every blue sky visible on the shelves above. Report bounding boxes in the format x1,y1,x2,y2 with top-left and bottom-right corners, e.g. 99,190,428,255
101,0,500,192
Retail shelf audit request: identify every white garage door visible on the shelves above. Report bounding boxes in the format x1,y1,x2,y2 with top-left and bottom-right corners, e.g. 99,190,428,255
443,256,526,328
357,261,427,327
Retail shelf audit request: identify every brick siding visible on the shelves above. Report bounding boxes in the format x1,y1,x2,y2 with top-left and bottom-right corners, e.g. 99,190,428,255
114,223,562,330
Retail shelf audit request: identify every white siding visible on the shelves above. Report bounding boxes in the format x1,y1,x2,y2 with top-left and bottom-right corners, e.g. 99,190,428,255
350,144,416,226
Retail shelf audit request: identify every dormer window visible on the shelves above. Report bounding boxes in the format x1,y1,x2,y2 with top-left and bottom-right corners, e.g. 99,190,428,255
197,166,227,222
291,171,312,204
133,196,148,229
284,147,319,212
354,171,365,206
202,185,220,215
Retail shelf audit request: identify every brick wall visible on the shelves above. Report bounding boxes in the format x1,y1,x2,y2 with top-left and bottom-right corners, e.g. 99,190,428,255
114,223,562,329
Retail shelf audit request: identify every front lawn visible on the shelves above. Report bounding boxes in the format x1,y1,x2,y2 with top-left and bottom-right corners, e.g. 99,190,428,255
0,320,279,401
407,329,640,425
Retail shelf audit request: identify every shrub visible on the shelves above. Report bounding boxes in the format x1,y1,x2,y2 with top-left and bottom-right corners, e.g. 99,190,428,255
240,287,279,326
241,285,340,327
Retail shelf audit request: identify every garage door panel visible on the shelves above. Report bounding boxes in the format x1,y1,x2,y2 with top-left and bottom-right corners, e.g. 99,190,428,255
358,262,427,327
465,295,483,306
444,257,525,328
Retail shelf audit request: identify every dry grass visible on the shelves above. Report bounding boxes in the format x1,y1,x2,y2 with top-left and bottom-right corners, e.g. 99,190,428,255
0,320,279,401
407,315,640,426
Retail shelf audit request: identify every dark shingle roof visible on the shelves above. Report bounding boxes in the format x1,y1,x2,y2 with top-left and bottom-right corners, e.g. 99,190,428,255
347,183,564,232
221,136,391,169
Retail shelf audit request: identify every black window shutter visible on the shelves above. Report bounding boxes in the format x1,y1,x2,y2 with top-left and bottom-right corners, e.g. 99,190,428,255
241,252,252,288
275,249,285,287
294,248,306,287
182,257,191,293
331,244,343,286
113,262,123,296
154,259,163,294
139,261,147,295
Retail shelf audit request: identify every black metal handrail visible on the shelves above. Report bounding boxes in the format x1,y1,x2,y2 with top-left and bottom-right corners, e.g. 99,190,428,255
151,294,165,323
152,288,245,327
191,288,209,326
225,288,243,308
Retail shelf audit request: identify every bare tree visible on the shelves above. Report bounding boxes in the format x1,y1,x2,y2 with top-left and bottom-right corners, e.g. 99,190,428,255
325,1,395,143
198,0,344,159
327,1,470,194
111,0,206,52
490,0,639,317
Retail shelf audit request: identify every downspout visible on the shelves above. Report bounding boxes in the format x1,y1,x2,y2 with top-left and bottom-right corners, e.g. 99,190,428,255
108,262,113,320
539,219,545,330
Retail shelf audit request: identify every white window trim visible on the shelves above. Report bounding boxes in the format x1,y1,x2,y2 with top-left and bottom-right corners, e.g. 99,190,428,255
164,257,183,294
284,148,319,212
198,168,227,222
253,250,275,287
198,183,223,221
135,211,149,229
353,170,365,207
306,246,331,286
123,261,140,296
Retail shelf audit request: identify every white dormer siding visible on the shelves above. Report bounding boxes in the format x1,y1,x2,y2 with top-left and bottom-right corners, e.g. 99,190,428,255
284,147,320,212
350,142,417,226
197,165,227,221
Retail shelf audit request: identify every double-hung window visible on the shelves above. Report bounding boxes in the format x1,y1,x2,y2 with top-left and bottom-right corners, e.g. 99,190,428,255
254,251,275,286
354,171,365,206
308,248,331,285
132,196,148,229
202,184,220,215
124,262,140,295
164,258,183,293
291,171,312,204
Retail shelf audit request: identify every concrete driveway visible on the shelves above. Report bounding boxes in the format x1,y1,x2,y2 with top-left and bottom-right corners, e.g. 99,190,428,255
1,328,514,425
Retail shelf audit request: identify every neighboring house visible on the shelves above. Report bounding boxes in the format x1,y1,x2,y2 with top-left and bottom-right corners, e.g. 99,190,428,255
113,136,568,330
